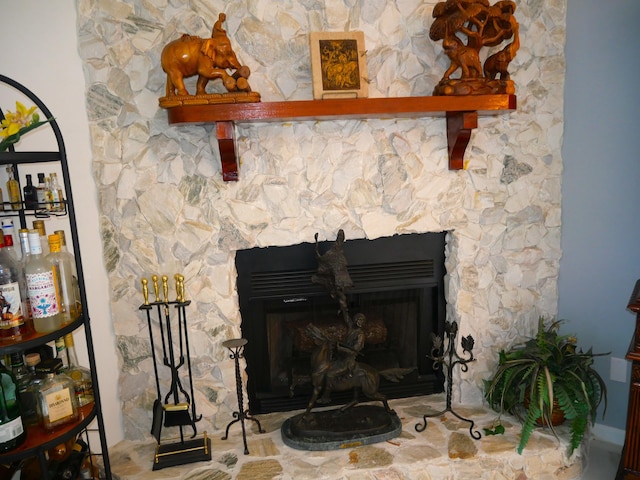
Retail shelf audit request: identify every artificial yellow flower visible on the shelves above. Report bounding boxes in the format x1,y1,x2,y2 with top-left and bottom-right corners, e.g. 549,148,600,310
0,101,39,138
0,101,51,151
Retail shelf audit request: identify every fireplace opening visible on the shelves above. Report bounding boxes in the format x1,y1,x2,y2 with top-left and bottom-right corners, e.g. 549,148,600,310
236,232,447,414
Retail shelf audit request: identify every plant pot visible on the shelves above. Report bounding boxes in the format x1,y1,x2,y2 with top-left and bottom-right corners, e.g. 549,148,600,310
524,393,566,426
535,400,565,426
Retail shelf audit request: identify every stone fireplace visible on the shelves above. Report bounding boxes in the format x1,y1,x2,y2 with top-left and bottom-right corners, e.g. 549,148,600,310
236,232,447,413
76,0,566,443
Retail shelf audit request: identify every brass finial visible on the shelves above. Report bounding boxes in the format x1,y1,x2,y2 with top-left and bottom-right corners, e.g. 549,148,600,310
152,274,160,302
174,273,184,302
162,275,169,303
141,277,149,305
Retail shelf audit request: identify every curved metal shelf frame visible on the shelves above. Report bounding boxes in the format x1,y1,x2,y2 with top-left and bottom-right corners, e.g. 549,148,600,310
0,405,97,464
0,74,112,478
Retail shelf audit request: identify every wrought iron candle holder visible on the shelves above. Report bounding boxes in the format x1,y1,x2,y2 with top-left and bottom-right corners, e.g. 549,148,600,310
221,338,265,454
415,320,481,439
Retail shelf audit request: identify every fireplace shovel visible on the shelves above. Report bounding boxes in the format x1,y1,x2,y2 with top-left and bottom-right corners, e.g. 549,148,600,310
151,398,164,443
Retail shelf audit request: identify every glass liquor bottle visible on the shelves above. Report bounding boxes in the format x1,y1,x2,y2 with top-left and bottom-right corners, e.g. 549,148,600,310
0,235,29,341
54,230,80,316
44,176,54,211
48,233,77,324
49,172,64,212
10,352,37,428
32,219,48,255
64,333,94,407
35,358,79,431
18,228,30,268
36,173,47,212
2,219,20,261
0,359,27,452
5,167,20,211
23,174,38,210
23,352,42,426
25,229,61,333
55,336,70,370
52,437,89,480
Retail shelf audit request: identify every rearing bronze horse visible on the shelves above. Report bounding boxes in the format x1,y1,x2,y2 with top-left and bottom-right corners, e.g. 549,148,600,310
300,323,393,420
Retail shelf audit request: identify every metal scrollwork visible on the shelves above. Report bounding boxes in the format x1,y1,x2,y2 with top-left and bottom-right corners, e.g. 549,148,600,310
415,320,481,439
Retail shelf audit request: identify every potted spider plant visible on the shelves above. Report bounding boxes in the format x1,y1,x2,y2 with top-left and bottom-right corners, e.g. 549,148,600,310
484,317,608,455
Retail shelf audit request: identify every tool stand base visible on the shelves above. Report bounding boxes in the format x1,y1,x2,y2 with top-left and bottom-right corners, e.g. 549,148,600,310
152,433,211,470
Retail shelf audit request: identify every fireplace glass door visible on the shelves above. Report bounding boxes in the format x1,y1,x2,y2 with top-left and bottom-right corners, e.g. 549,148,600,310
236,232,447,413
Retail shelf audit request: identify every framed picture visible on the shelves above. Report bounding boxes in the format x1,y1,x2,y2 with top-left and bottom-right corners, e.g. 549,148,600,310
309,31,368,100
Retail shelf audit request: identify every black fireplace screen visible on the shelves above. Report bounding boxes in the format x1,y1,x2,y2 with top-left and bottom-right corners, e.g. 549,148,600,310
236,232,447,413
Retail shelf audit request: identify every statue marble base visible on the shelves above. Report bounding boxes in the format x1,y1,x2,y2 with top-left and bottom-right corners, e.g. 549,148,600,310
281,405,402,451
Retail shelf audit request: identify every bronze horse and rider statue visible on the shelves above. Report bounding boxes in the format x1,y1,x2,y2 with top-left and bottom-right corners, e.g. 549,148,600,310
295,230,409,423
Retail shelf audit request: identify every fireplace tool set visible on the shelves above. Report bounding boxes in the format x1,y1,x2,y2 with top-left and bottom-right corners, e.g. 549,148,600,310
139,274,211,470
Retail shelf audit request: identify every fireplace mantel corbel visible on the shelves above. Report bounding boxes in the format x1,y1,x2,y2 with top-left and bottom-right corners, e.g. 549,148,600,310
165,94,516,181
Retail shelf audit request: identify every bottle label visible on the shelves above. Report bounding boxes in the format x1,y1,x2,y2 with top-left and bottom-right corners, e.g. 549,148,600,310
26,271,60,318
45,387,74,423
0,281,25,329
0,416,24,443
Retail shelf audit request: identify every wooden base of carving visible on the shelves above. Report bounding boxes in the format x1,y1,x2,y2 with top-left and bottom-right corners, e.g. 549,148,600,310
434,78,515,96
159,92,261,109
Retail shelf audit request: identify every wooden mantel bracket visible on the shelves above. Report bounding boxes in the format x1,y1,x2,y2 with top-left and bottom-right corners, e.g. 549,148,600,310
165,95,516,181
216,121,239,181
446,111,478,170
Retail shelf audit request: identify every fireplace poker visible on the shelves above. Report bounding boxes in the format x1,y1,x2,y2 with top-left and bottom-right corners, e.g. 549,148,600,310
152,275,170,368
175,274,201,424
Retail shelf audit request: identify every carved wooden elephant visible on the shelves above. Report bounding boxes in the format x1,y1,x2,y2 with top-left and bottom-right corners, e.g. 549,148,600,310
160,34,248,97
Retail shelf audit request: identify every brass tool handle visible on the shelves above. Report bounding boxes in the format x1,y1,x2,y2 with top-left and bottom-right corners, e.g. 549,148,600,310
152,274,160,302
162,275,169,303
175,274,185,302
141,277,149,305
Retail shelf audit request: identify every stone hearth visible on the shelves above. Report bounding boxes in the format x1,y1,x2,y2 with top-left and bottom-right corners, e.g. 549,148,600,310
109,394,587,480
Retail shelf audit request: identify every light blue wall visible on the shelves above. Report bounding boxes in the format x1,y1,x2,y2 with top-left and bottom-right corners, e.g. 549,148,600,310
560,0,640,432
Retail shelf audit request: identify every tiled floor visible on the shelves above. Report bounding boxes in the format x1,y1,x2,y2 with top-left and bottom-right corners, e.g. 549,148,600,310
582,439,622,479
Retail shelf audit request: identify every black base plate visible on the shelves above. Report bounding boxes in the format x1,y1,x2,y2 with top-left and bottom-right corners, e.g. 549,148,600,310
152,436,212,470
281,405,402,451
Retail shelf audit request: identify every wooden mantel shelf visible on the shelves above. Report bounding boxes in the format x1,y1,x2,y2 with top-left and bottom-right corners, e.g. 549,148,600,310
165,94,516,181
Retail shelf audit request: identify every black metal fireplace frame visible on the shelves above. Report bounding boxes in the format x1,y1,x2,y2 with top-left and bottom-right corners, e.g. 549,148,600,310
236,232,447,414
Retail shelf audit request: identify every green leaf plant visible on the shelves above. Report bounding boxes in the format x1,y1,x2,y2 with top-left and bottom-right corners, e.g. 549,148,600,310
484,317,608,455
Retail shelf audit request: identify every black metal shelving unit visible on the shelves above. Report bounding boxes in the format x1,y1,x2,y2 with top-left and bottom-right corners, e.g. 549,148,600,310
0,74,111,478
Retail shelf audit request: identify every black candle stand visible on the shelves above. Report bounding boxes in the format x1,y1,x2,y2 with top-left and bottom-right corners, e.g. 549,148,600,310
221,338,265,454
415,320,481,440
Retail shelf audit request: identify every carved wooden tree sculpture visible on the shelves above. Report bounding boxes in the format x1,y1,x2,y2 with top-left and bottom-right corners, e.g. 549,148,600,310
430,0,519,95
